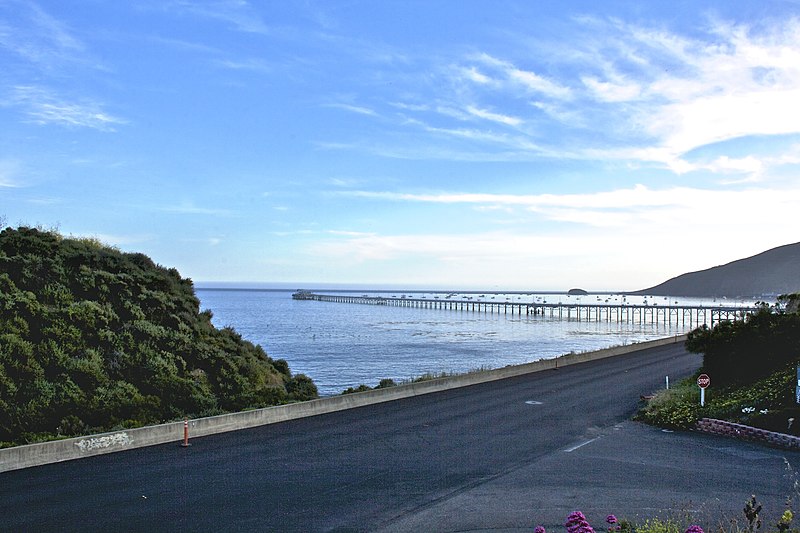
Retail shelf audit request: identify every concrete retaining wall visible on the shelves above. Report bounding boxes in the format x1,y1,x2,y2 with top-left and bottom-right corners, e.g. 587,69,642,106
695,418,800,450
0,334,687,473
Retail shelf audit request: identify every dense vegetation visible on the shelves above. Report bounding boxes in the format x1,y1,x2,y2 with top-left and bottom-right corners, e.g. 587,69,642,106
0,226,317,447
638,295,800,432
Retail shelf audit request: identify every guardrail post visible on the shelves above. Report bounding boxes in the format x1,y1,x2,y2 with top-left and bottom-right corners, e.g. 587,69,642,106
181,418,191,448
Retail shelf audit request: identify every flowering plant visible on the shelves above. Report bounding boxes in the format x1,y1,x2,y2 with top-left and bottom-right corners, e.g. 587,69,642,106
777,509,793,533
565,511,595,533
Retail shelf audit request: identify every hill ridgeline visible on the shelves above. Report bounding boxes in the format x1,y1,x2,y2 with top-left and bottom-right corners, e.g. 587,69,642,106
633,242,800,298
0,226,317,446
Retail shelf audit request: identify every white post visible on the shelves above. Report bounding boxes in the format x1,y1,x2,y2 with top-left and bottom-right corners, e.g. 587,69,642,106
666,376,669,390
700,387,705,407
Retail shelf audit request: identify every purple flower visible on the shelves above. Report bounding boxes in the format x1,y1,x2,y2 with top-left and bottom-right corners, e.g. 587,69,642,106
534,526,546,533
566,511,595,533
606,515,618,525
685,526,704,533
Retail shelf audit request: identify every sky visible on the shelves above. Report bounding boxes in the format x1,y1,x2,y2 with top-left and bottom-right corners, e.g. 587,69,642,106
2,0,800,291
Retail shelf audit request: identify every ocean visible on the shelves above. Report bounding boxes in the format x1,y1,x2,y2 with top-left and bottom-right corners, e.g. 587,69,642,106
195,289,756,396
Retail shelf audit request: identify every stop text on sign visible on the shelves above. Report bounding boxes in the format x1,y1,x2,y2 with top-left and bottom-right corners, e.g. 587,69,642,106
697,374,710,389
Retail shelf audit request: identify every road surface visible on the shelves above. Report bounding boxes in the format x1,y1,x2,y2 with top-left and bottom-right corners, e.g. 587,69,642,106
2,343,798,532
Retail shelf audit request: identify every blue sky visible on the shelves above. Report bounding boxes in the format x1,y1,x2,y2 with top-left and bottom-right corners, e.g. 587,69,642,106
2,0,800,291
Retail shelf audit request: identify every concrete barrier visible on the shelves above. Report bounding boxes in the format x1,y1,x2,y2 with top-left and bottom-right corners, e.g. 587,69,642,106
0,334,687,473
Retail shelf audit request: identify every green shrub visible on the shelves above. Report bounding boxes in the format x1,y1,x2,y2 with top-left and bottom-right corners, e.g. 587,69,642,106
0,226,317,446
637,380,701,429
342,384,372,395
635,517,685,533
687,302,800,387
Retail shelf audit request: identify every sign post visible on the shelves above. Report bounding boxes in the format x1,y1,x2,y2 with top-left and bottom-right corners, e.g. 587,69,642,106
796,365,800,404
697,374,710,407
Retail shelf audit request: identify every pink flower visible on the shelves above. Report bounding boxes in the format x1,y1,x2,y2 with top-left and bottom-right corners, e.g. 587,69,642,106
566,511,595,533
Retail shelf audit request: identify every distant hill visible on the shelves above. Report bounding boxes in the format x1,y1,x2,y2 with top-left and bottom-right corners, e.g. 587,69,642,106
632,242,800,298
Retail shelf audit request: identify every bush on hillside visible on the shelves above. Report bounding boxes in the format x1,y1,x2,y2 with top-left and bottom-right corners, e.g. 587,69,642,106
686,298,800,387
641,296,800,433
0,226,317,446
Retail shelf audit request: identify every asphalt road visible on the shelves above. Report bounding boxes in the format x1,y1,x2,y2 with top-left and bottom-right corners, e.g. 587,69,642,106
2,343,799,532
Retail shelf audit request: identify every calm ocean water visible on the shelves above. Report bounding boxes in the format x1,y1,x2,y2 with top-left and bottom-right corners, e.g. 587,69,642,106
196,289,755,396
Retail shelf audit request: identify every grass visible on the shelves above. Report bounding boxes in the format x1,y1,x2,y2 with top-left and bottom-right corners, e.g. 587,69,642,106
637,362,800,435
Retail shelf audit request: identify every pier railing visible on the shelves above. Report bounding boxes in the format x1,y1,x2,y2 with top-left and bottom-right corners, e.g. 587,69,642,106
292,292,758,328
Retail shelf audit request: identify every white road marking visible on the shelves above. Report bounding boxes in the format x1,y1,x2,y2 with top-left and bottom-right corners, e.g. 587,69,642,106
563,437,600,452
525,400,543,405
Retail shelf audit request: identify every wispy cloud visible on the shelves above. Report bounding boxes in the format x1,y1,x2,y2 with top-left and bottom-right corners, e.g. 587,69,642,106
0,0,87,69
157,202,233,216
470,53,573,100
181,236,224,246
344,183,800,228
316,182,800,288
576,17,800,167
0,159,24,188
27,197,63,205
390,17,800,174
465,105,522,126
7,86,125,130
165,0,272,35
214,57,273,73
325,103,378,116
581,75,642,102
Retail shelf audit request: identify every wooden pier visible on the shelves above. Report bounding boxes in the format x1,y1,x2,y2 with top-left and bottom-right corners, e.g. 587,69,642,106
292,291,758,328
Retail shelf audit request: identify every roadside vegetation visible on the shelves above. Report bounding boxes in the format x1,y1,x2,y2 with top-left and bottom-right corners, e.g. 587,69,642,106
638,294,800,434
0,226,318,447
340,367,496,394
533,496,799,533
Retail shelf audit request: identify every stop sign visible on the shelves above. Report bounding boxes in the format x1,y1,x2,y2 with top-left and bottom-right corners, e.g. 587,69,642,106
697,374,710,389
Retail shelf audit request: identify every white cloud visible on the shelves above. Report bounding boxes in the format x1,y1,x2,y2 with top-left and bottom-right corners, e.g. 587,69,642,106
705,155,765,178
465,105,522,126
0,0,86,68
346,183,800,229
460,66,492,84
8,86,125,130
601,18,800,167
158,202,233,216
581,76,642,102
167,0,272,35
215,57,272,73
508,68,573,100
390,102,430,112
325,103,378,116
471,53,573,100
72,232,153,247
318,183,800,289
419,17,800,174
0,159,24,188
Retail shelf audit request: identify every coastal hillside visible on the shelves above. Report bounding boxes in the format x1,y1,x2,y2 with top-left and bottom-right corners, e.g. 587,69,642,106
0,226,317,446
632,242,800,298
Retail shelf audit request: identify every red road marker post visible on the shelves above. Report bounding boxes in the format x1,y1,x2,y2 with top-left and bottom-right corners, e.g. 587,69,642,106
181,418,191,447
